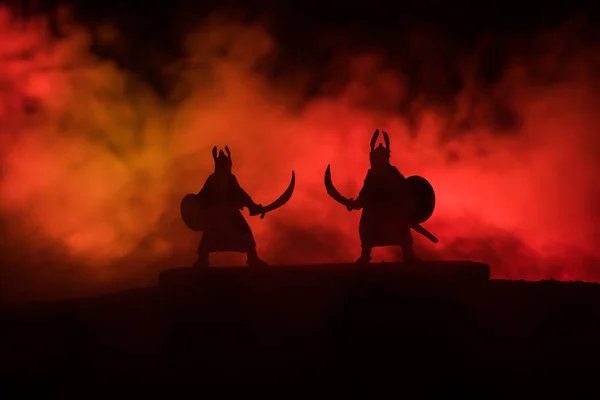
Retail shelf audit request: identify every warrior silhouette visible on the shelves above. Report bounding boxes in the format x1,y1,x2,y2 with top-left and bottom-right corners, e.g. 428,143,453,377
180,146,295,268
324,130,437,265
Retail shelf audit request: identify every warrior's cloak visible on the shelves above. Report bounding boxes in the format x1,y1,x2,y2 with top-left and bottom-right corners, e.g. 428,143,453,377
354,165,414,247
196,173,258,252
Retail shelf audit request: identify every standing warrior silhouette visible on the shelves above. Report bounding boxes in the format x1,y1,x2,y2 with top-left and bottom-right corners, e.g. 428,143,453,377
324,129,438,265
181,146,295,268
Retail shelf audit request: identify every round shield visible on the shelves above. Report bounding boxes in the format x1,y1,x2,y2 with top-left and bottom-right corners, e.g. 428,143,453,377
180,193,206,232
405,175,436,224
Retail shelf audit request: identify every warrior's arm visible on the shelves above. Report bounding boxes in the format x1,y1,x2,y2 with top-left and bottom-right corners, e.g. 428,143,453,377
390,166,409,197
232,175,260,211
353,171,372,210
390,166,415,212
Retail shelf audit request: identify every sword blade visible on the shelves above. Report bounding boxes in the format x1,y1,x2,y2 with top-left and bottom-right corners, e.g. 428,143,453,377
254,171,295,218
412,224,439,243
324,165,353,208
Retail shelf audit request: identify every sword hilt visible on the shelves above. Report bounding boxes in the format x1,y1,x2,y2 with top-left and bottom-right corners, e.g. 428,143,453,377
346,198,355,211
249,204,267,218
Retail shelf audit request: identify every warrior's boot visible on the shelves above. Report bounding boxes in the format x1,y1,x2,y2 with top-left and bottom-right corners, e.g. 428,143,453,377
355,246,372,266
402,244,419,263
194,243,210,268
246,247,268,268
193,254,210,268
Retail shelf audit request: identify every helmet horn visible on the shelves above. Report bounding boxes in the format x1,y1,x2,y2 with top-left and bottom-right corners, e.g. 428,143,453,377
382,131,390,151
370,129,380,151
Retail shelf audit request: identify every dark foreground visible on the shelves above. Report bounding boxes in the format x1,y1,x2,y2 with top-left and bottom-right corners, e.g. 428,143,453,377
2,261,600,398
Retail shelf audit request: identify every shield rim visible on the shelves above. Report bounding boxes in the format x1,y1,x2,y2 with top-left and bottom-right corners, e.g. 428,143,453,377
405,175,435,224
180,193,205,232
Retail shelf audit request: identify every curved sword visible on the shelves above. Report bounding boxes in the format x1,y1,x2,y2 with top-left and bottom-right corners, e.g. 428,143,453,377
324,165,439,244
325,165,353,211
250,171,295,219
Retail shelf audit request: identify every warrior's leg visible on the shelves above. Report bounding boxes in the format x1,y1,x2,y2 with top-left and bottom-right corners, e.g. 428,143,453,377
246,246,268,267
193,240,210,268
401,232,419,263
401,244,418,263
356,245,372,265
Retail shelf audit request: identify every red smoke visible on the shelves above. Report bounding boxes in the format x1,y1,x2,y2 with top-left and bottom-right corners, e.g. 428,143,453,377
1,7,599,303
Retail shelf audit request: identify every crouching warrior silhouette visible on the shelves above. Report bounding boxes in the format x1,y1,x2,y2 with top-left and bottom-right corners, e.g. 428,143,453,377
324,129,438,265
181,146,295,268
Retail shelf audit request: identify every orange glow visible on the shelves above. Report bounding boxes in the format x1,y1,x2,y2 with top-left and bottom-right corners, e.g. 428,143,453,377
1,7,599,301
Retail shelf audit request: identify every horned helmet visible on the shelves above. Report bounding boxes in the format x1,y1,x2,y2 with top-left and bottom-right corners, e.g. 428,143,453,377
369,129,391,168
212,145,233,174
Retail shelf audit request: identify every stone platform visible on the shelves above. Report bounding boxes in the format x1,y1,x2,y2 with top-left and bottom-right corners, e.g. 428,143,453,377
158,260,491,290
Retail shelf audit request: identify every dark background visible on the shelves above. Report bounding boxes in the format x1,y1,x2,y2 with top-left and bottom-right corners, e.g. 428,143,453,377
12,0,600,97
